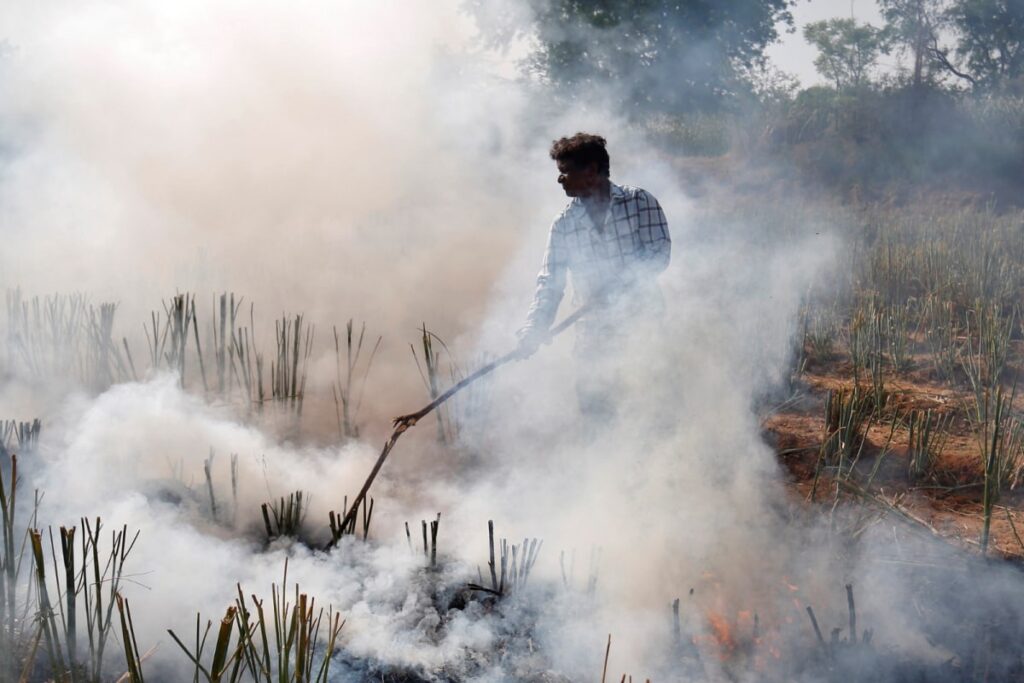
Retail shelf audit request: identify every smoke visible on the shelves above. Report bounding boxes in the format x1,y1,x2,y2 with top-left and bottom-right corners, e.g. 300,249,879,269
32,375,505,677
4,1,1024,682
0,0,551,433
19,207,837,679
448,198,840,674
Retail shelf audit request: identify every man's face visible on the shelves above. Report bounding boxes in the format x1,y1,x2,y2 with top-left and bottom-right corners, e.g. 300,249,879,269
556,159,601,198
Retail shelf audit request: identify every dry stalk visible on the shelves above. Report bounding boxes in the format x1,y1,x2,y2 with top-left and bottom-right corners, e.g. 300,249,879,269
168,560,344,682
0,419,40,463
601,634,611,683
228,305,265,412
4,290,129,390
333,320,381,440
205,449,218,523
271,314,314,416
261,492,308,541
115,593,146,683
25,518,138,682
0,454,26,683
468,521,542,597
211,293,243,397
410,324,451,445
326,495,374,548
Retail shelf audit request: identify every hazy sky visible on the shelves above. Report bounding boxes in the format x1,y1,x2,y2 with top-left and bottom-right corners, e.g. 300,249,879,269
767,0,885,85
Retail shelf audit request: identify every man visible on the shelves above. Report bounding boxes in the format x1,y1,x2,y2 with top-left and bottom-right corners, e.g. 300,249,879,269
517,133,671,420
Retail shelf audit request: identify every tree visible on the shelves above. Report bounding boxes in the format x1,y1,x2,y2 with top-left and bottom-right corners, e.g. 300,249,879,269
739,60,801,107
467,0,794,113
879,0,950,89
804,18,888,90
948,0,1024,89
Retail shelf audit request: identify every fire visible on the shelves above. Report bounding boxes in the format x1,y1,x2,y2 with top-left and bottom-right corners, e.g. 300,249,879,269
705,611,737,654
688,574,795,668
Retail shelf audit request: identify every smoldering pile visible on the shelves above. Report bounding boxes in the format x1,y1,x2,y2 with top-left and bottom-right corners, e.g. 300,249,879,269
0,291,587,681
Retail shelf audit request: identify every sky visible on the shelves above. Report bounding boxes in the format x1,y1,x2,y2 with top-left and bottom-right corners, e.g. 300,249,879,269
767,0,886,86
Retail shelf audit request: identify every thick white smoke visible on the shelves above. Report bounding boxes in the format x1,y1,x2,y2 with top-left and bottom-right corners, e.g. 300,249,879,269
0,0,549,435
5,2,1024,682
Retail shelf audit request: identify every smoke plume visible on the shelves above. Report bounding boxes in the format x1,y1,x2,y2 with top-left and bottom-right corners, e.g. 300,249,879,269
3,2,1024,681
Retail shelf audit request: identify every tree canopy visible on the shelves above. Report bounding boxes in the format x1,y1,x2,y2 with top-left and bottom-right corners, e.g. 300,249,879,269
469,0,793,112
878,0,949,88
804,18,888,91
949,0,1024,88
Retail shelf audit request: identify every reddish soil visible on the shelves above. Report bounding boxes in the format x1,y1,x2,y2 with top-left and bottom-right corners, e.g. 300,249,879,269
765,354,1024,562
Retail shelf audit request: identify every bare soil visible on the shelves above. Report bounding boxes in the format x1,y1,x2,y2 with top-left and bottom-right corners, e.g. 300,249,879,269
765,353,1024,562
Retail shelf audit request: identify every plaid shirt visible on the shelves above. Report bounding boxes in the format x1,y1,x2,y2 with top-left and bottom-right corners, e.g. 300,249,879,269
521,182,671,337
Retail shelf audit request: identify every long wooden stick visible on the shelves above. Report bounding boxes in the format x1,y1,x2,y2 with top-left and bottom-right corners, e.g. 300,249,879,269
393,306,588,429
329,307,587,546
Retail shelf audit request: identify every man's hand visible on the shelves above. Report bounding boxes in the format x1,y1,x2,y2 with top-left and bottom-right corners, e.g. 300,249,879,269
515,328,548,359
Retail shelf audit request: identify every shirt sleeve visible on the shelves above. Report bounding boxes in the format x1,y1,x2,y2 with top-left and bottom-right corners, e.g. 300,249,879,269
637,190,670,273
519,218,568,337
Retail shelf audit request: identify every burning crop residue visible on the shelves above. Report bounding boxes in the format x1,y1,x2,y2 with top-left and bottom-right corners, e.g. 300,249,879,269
3,1,1024,681
2,223,1023,680
703,610,739,658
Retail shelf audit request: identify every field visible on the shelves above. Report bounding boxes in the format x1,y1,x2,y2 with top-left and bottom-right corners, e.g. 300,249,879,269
763,200,1024,559
2,167,1024,681
677,159,1024,554
8,0,1024,677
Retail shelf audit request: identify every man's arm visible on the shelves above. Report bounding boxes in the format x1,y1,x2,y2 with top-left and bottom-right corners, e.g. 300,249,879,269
518,219,568,352
637,190,670,273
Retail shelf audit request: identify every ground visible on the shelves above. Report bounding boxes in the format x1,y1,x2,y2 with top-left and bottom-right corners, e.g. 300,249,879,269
765,350,1024,562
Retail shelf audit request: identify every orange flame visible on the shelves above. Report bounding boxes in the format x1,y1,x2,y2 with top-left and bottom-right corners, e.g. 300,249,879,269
706,612,737,655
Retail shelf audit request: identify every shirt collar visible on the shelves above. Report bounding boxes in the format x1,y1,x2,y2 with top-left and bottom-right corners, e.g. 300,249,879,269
568,181,624,217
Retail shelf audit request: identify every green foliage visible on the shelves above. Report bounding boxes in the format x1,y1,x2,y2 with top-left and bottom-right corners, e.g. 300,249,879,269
950,0,1024,88
766,85,1024,195
907,409,952,482
804,18,889,90
763,0,1024,193
468,0,793,112
644,113,733,156
879,0,950,88
803,305,841,363
821,386,875,470
963,383,1024,554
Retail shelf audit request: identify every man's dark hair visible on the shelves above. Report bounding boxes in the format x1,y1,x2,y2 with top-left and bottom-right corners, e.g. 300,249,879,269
549,133,610,177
